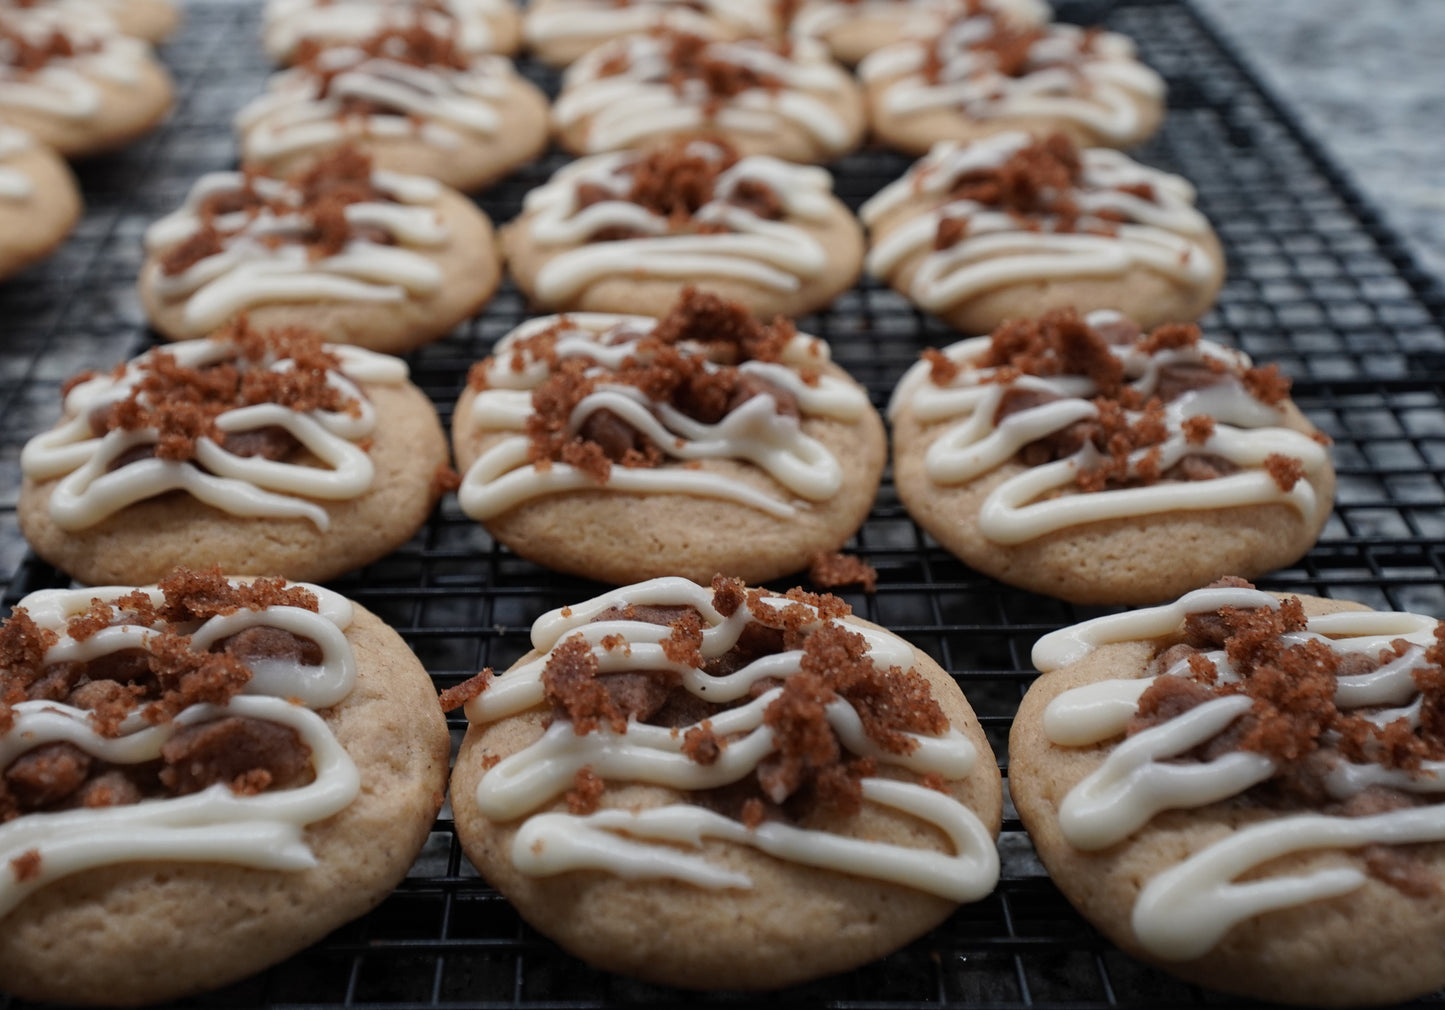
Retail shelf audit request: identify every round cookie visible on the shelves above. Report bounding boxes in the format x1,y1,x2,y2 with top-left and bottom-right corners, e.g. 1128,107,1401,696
236,24,547,193
859,15,1165,155
104,0,181,43
19,319,451,586
789,0,1048,66
1011,584,1445,1006
0,569,450,1006
263,0,521,64
553,30,864,163
449,576,1003,990
524,0,783,68
503,138,863,319
0,125,82,280
453,290,886,585
862,132,1225,334
139,147,500,351
889,310,1334,605
0,6,174,157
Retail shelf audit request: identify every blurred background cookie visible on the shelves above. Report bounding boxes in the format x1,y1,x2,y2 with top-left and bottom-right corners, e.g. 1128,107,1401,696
19,320,450,585
262,0,521,64
0,123,80,280
453,290,885,585
789,0,1047,66
862,132,1224,333
524,0,783,68
448,576,1002,989
889,310,1334,604
139,147,500,350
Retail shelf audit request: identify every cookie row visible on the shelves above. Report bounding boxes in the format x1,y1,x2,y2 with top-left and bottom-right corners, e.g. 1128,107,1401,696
4,567,1440,1007
0,0,181,280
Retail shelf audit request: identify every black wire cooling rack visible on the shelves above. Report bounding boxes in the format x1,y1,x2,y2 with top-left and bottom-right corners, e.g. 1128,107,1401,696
2,0,1444,1006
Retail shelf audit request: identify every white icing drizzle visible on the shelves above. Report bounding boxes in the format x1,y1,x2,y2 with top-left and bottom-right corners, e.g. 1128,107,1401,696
858,19,1164,145
21,336,407,531
144,168,449,331
0,6,151,120
790,0,1049,47
861,132,1217,313
887,310,1330,544
1037,588,1445,960
524,0,778,54
457,311,869,521
236,42,518,164
554,33,856,158
262,0,512,62
467,577,999,899
0,123,33,200
522,142,838,302
0,581,361,915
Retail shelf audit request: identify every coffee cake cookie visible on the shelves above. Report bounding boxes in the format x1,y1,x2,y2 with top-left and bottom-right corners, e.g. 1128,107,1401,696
524,0,783,68
453,290,885,585
789,0,1048,66
504,138,862,318
19,319,450,586
553,29,863,163
0,125,81,280
862,132,1224,333
0,4,173,156
0,569,449,1005
449,576,1002,989
889,310,1333,604
263,0,520,64
859,14,1164,153
139,147,500,351
1012,584,1445,1005
237,25,547,192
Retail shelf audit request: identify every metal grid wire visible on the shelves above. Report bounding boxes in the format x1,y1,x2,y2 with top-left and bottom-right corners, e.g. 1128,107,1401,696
2,0,1444,1005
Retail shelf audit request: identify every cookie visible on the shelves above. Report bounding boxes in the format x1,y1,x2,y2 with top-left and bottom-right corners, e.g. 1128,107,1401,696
0,5,174,157
0,568,450,1006
101,0,181,43
139,147,501,351
236,25,548,193
449,576,1003,989
553,30,864,163
263,0,521,64
504,138,863,318
19,318,451,586
862,132,1224,333
1011,583,1445,1005
859,14,1165,154
0,125,82,281
789,0,1048,66
453,290,886,585
889,309,1335,604
524,0,783,68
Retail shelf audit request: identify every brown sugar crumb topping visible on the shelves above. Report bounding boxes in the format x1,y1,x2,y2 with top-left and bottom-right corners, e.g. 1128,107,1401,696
659,30,785,107
542,635,627,735
924,19,1046,83
808,552,878,593
517,290,805,483
1130,587,1445,815
566,766,606,815
9,849,41,882
82,317,358,466
438,669,493,712
1264,453,1305,492
0,21,96,74
160,146,396,276
296,23,470,100
923,347,961,386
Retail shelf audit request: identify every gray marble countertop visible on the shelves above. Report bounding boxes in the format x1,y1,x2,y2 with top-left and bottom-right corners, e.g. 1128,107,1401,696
1194,0,1445,290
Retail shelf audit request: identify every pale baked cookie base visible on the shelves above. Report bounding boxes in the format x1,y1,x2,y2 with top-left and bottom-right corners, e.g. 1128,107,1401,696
0,144,83,281
139,187,501,351
1,57,175,158
865,81,1166,156
866,198,1226,333
553,77,868,164
1009,593,1445,1006
451,620,1002,990
240,75,550,192
113,0,183,44
452,364,886,585
891,400,1335,605
0,601,451,1007
502,198,865,319
19,380,449,586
